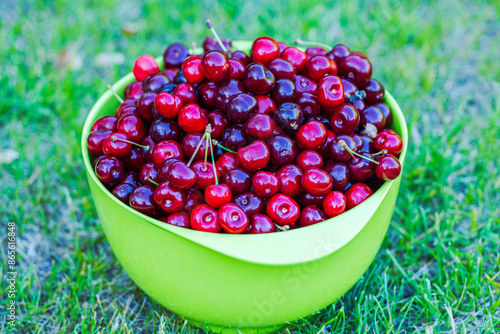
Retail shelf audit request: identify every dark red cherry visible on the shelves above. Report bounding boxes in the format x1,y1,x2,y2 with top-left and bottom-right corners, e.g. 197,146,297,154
112,182,135,204
117,105,140,119
102,132,131,158
237,140,270,172
302,167,333,196
294,75,317,95
204,184,232,208
299,205,327,227
141,136,155,162
191,161,216,190
296,92,320,117
185,189,205,213
318,130,336,156
271,79,296,105
202,36,231,52
133,54,159,81
166,161,198,190
164,43,189,67
227,93,258,123
95,156,125,184
218,203,249,234
201,50,230,82
281,47,307,72
117,114,146,142
139,162,160,186
130,185,161,217
251,37,280,65
150,118,182,143
190,204,220,233
327,44,351,64
376,154,401,180
323,163,350,191
360,106,386,132
173,83,198,105
330,135,358,162
374,129,403,156
123,81,144,100
268,58,296,80
92,116,117,132
215,152,240,178
318,75,344,109
255,95,276,115
163,212,190,228
163,68,179,82
295,120,327,150
243,63,275,95
208,111,230,139
296,192,324,209
244,113,274,140
296,150,323,170
362,79,385,104
252,171,280,198
347,153,376,182
230,51,250,66
247,214,275,234
223,168,252,195
178,104,208,132
182,56,204,84
273,102,303,136
154,92,182,119
276,164,303,198
345,183,373,210
340,78,357,99
123,147,145,172
142,73,170,93
215,79,247,111
277,41,288,53
136,92,156,122
87,130,113,156
154,181,185,213
266,194,300,227
267,135,299,167
305,46,327,57
116,99,136,117
157,158,181,181
374,103,392,125
349,134,364,151
330,104,360,134
198,82,218,108
228,59,245,80
222,125,248,152
234,192,265,216
152,140,184,166
323,191,347,217
306,55,338,82
359,135,375,153
339,54,372,86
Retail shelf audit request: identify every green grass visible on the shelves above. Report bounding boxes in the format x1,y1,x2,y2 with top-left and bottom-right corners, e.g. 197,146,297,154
1,0,499,332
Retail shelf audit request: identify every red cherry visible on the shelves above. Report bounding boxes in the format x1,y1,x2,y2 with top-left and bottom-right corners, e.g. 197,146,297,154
117,114,146,142
296,150,324,170
296,192,325,209
116,99,137,117
374,130,403,156
95,156,125,184
266,194,300,227
124,81,144,100
102,132,132,158
236,140,271,172
163,212,190,228
251,37,280,65
152,140,184,166
362,79,385,104
137,92,156,122
223,168,252,195
204,184,232,208
296,92,320,117
199,82,218,108
173,83,198,105
306,55,338,82
302,167,333,196
234,192,265,216
133,54,160,81
294,75,317,95
299,205,327,227
305,46,327,57
139,162,161,187
323,191,347,217
215,79,248,111
247,214,275,234
228,59,245,80
129,185,161,217
330,104,360,134
191,161,216,189
182,56,205,84
275,164,303,198
318,75,344,109
295,120,327,150
268,58,296,80
154,181,185,213
244,113,275,140
327,44,351,64
178,104,208,132
116,105,140,119
252,171,280,198
182,132,210,161
375,154,401,181
112,182,135,204
87,130,113,156
185,189,205,214
360,106,386,132
154,92,183,118
166,161,198,190
190,204,221,233
344,183,373,210
330,135,358,163
230,51,250,66
218,203,249,234
339,54,372,86
281,46,307,72
123,147,145,172
318,130,337,157
255,95,276,115
92,116,117,132
201,50,230,82
215,152,240,178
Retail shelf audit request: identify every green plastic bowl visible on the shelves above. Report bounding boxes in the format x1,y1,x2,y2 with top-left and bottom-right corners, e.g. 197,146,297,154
81,41,408,333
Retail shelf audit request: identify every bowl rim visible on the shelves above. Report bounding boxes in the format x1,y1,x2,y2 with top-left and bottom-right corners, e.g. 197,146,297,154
81,40,408,265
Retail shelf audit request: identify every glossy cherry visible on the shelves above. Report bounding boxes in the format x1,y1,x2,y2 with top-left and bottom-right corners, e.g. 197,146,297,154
123,81,144,100
92,116,117,132
184,189,205,214
226,93,258,123
327,44,350,64
137,92,156,122
266,194,300,227
152,140,184,166
149,118,182,143
112,182,135,204
362,79,385,104
166,161,198,190
247,214,275,234
345,183,373,210
129,185,160,217
330,104,360,134
347,153,376,182
273,102,303,136
154,92,182,118
243,63,275,95
275,164,303,198
142,73,170,93
296,150,323,170
207,111,229,139
252,171,280,198
173,82,198,105
218,203,249,234
163,43,189,67
294,75,317,95
251,37,280,65
178,104,208,132
154,181,185,213
330,135,358,162
133,54,160,81
116,99,137,117
281,46,307,72
271,79,296,105
339,54,372,86
87,130,113,156
215,152,240,178
296,192,325,209
95,156,125,184
198,82,218,108
306,55,337,82
318,129,336,157
102,133,131,158
237,140,270,172
191,161,216,189
202,36,231,52
139,162,160,186
374,103,393,125
215,79,247,111
317,75,344,109
190,204,221,233
228,59,245,80
223,168,252,195
182,56,204,84
374,129,403,156
201,50,230,82
301,167,333,196
375,154,401,180
299,205,327,227
268,58,296,80
244,113,274,140
305,46,327,57
230,51,250,66
296,92,320,117
255,95,276,115
222,125,248,152
360,106,386,132
204,184,232,208
323,191,347,217
323,163,350,191
163,212,190,228
117,114,146,142
233,192,264,216
295,120,327,150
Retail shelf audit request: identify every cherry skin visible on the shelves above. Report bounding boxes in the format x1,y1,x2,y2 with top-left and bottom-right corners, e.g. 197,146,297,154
359,135,376,153
360,106,386,132
271,79,296,105
234,192,265,216
296,150,324,170
302,167,333,196
237,140,271,172
191,161,216,189
139,162,161,186
123,81,144,100
305,46,327,57
112,181,135,204
317,75,345,109
281,46,308,72
116,99,137,118
150,118,182,142
129,185,161,217
162,68,179,82
163,43,189,67
190,204,221,233
218,203,249,234
227,93,258,123
117,114,146,142
117,105,140,119
137,92,157,122
323,191,347,218
345,183,373,210
247,214,275,234
215,152,240,178
164,212,190,228
228,59,245,80
374,103,393,125
294,75,317,95
102,132,131,158
275,164,303,198
243,63,275,95
154,181,185,213
330,104,360,134
178,104,208,133
222,125,248,152
133,54,159,81
347,153,376,182
362,78,385,104
266,194,300,227
306,55,338,82
273,103,303,136
166,161,198,190
141,136,155,162
173,82,198,105
251,37,280,65
201,50,230,82
374,129,403,156
223,168,252,195
158,158,181,181
268,58,296,80
295,120,327,150
255,95,276,115
185,189,205,214
339,54,372,86
87,130,113,156
296,192,325,209
181,56,204,84
330,135,358,162
122,147,145,172
95,156,125,184
92,116,117,132
375,154,401,180
244,113,274,140
152,140,184,166
198,82,218,108
202,36,231,52
323,163,350,191
230,51,251,66
142,73,170,93
327,44,351,64
204,184,232,208
299,205,328,227
296,92,320,117
252,171,280,198
154,92,183,119
207,111,230,139
318,130,336,157
215,79,248,111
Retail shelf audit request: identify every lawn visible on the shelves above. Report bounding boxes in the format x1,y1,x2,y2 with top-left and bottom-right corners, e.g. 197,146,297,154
1,0,499,333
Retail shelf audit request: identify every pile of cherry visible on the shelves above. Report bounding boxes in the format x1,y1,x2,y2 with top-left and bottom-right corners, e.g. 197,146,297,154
88,31,403,234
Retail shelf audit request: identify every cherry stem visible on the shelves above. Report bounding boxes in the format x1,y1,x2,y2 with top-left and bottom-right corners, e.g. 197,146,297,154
208,134,218,185
373,149,388,156
187,132,207,167
190,42,196,55
294,39,331,50
211,139,237,154
339,140,379,164
107,84,124,103
204,131,209,170
148,178,159,186
274,222,290,231
110,136,149,150
206,20,228,53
